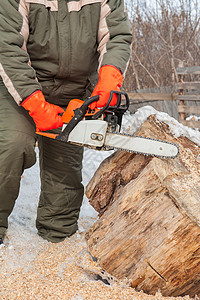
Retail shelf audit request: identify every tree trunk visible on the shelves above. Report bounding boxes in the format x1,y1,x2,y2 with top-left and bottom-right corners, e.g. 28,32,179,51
85,115,200,298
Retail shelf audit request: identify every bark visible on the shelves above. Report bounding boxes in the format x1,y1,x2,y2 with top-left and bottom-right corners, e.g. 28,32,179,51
85,115,200,298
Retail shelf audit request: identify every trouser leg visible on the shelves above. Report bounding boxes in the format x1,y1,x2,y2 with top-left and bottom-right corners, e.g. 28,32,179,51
0,131,36,237
36,135,84,243
0,85,36,238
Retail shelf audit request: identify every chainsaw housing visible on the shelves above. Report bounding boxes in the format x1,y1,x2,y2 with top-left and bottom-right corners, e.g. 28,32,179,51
66,119,108,149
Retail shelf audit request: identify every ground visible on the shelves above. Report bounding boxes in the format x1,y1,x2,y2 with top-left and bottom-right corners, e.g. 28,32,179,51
0,108,198,300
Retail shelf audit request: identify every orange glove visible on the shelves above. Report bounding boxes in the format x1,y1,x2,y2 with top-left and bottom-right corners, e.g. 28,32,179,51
21,90,64,131
90,65,123,110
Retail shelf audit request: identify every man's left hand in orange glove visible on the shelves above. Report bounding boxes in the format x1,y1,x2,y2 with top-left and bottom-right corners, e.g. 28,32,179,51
90,65,123,110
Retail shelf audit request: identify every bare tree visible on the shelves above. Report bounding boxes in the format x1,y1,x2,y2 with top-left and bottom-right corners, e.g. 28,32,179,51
124,0,200,91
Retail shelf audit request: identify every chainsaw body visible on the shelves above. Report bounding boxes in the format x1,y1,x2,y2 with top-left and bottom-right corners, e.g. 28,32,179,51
36,91,179,158
67,119,108,148
37,91,128,150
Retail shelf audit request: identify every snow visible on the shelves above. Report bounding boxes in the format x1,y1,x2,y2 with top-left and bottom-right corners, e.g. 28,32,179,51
0,105,199,299
3,105,200,251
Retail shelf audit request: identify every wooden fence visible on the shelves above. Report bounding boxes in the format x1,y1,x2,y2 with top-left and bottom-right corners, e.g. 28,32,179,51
176,66,200,128
127,66,200,129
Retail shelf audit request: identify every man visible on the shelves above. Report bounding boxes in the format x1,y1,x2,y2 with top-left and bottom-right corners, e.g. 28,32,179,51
0,0,132,244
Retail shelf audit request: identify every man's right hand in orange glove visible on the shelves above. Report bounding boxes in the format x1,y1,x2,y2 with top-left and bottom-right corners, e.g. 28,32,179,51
90,65,123,110
21,90,64,131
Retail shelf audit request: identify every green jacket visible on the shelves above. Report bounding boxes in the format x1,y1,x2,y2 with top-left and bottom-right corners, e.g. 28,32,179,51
0,0,132,105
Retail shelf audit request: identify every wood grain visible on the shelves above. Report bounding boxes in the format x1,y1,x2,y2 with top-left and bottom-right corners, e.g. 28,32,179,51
85,115,200,298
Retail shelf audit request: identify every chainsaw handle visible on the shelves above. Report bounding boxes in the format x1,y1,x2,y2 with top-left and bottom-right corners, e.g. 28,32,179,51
110,90,130,110
91,90,116,119
91,90,130,119
108,90,130,111
56,95,99,141
80,91,115,119
79,95,99,114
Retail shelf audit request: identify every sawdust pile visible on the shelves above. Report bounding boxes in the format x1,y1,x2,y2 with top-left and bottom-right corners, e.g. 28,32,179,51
0,225,192,300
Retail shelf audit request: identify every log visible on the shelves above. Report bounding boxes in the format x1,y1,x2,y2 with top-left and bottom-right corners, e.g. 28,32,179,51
85,115,200,298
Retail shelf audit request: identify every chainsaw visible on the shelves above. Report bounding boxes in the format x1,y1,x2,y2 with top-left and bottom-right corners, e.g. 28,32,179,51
36,91,179,158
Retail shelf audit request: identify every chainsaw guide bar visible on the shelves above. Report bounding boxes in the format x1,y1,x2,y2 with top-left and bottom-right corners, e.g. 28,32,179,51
104,132,179,158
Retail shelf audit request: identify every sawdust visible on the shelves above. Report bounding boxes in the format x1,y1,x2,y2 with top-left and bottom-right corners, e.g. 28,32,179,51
0,223,192,300
171,143,200,193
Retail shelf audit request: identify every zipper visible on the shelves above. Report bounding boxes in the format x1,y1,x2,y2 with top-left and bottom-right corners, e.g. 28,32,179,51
57,0,71,77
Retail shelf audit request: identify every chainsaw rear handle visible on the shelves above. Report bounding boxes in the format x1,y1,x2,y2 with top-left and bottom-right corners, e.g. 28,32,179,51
78,95,99,115
91,90,130,119
75,90,130,120
56,91,129,142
